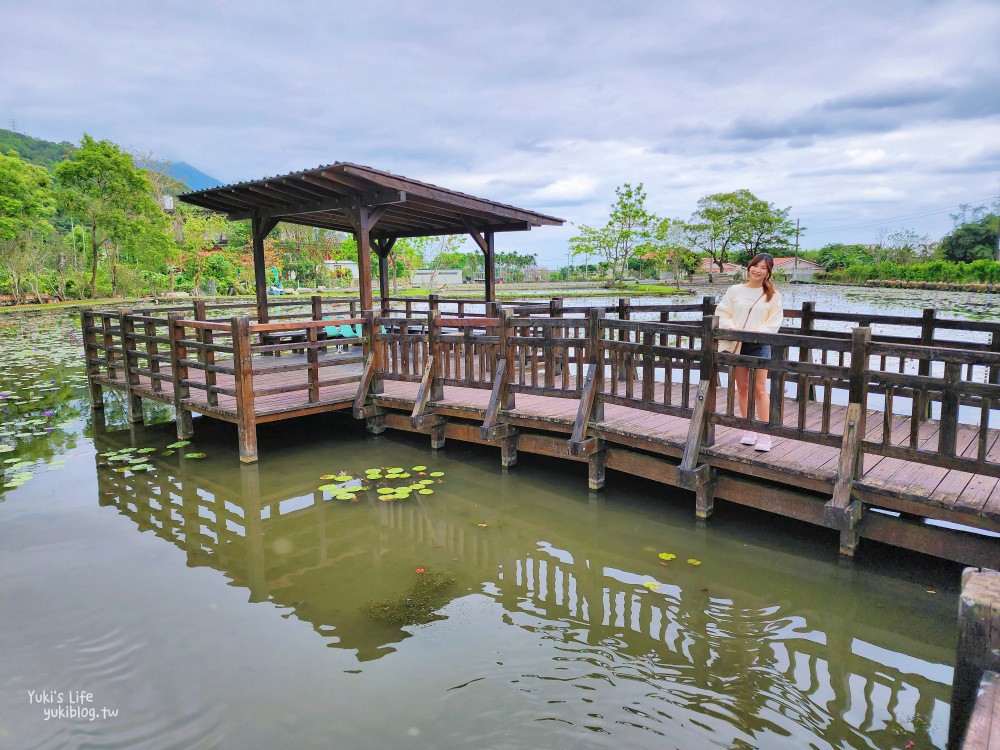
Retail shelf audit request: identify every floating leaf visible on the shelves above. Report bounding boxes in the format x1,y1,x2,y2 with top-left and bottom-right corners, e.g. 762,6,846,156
333,474,353,482
184,452,207,459
167,441,191,449
0,445,15,453
137,447,157,454
477,523,488,528
162,450,175,456
389,467,403,473
642,581,661,591
429,471,444,477
418,489,434,495
377,488,396,495
318,484,341,492
658,552,676,561
320,474,338,480
686,559,702,566
335,493,357,501
412,465,427,471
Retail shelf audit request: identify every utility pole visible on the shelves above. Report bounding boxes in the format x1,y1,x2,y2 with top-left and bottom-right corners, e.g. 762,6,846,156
793,218,800,281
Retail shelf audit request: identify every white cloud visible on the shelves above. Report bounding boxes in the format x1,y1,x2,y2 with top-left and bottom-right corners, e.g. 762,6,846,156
2,0,997,266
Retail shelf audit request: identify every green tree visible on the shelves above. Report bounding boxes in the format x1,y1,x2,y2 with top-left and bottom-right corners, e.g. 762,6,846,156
570,183,654,285
816,243,870,270
938,214,998,263
55,135,163,298
648,217,699,282
0,151,57,302
686,189,795,271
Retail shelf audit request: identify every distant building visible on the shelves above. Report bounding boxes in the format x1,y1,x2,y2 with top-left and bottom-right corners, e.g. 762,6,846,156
411,269,464,289
771,257,824,281
696,258,743,276
323,260,358,279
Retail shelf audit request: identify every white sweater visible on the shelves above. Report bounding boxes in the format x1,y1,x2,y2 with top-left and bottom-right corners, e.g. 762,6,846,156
715,284,784,334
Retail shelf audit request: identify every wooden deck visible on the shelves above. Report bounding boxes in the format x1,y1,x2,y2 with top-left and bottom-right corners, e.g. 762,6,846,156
81,297,1000,568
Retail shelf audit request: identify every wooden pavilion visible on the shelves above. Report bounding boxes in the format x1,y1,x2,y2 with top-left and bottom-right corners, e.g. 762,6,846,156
178,162,564,317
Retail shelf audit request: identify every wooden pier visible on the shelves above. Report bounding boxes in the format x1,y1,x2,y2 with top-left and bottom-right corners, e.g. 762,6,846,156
81,295,1000,567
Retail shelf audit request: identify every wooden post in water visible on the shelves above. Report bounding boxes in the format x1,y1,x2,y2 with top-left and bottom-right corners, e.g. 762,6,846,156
230,316,257,463
118,308,143,424
948,568,1000,749
81,308,104,411
679,315,718,518
824,326,871,557
167,313,194,440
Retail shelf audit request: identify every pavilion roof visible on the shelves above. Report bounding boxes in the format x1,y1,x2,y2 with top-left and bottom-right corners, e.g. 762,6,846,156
178,162,564,238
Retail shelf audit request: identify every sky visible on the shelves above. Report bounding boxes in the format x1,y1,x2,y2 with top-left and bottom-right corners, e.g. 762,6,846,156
2,0,998,267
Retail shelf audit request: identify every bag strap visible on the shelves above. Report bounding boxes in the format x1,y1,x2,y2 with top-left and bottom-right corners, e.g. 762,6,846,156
739,292,765,329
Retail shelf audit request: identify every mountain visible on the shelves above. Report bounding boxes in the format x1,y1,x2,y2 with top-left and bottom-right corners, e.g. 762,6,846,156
164,161,223,192
0,128,223,191
0,129,76,169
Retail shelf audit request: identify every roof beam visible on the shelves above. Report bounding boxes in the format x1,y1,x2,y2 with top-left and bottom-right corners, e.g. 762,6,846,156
227,188,406,222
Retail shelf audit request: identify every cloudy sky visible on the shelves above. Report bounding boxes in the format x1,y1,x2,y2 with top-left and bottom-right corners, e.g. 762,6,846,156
3,0,998,266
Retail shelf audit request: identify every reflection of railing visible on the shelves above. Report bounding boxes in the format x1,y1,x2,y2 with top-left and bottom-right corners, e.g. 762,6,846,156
91,436,948,749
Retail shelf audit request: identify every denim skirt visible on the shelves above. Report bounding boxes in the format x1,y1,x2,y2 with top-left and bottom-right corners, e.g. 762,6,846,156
740,342,772,359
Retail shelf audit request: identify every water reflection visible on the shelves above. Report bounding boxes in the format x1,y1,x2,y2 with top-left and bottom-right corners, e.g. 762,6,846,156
92,421,954,749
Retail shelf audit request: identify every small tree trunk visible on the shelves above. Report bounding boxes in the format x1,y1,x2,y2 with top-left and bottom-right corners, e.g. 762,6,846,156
88,223,99,299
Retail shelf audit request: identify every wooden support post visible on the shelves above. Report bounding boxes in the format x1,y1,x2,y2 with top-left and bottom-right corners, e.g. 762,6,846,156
588,447,606,491
81,308,104,410
939,361,960,457
948,568,1000,749
251,213,278,324
500,434,518,468
102,314,117,380
678,316,719,518
798,300,816,403
824,326,871,557
430,421,445,448
917,308,936,420
167,313,193,439
569,309,606,456
307,325,319,403
367,414,387,435
144,317,162,393
118,309,143,423
231,316,257,463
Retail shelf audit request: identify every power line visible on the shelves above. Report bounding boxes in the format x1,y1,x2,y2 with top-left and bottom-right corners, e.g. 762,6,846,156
808,194,1000,235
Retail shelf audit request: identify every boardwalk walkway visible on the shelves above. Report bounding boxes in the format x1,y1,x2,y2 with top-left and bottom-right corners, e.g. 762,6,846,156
81,296,1000,567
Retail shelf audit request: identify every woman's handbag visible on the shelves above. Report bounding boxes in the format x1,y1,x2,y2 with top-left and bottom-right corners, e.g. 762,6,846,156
717,293,764,354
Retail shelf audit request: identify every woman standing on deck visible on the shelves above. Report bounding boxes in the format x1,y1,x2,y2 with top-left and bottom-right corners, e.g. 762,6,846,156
715,253,784,452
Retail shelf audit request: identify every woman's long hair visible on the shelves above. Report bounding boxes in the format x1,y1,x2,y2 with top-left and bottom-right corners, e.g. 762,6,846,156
748,253,776,301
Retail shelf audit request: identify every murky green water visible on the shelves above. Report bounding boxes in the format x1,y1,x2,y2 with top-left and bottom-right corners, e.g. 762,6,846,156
0,300,967,749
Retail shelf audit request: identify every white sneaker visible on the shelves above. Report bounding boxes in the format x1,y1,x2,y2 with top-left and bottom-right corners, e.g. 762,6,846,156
755,435,772,452
740,431,757,446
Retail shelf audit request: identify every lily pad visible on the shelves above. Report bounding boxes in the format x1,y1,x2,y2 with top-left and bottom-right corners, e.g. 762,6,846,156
376,488,396,495
318,484,341,492
184,452,207,459
418,489,434,495
658,552,677,561
137,447,157,454
335,493,357,501
411,465,427,471
642,581,661,591
686,559,702,566
0,445,15,453
429,471,445,477
167,441,191,449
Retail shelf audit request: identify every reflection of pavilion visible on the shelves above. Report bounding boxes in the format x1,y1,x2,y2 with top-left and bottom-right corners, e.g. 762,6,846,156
94,424,952,747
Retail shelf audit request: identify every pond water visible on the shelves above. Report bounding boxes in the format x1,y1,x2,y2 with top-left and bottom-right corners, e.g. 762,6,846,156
0,293,975,749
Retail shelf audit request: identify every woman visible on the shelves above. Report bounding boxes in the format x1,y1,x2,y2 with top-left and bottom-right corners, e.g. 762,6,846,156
714,253,784,452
